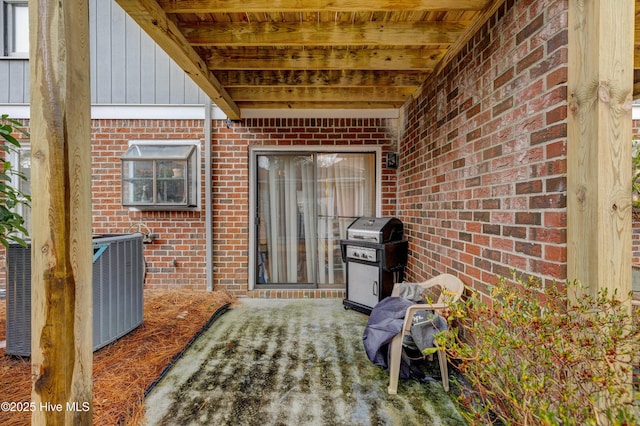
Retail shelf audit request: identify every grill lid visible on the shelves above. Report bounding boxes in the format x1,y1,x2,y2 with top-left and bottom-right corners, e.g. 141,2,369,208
346,217,404,244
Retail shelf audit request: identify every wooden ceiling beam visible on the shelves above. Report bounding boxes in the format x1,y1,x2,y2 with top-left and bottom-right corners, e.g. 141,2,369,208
159,0,490,13
182,21,468,47
237,100,406,109
227,86,415,102
205,47,446,71
634,80,640,99
115,0,241,119
215,70,427,87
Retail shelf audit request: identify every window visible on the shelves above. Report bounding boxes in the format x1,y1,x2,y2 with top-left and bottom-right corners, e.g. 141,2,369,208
3,1,28,57
9,142,30,235
121,141,200,210
249,147,381,289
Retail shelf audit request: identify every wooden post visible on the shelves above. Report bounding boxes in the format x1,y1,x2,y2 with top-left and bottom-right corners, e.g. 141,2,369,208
567,0,633,299
29,1,93,424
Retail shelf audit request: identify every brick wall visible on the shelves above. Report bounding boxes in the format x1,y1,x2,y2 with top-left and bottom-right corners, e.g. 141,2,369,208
634,213,640,269
397,0,568,297
0,118,209,291
92,119,208,290
96,117,399,295
212,117,398,297
0,117,398,296
633,119,640,268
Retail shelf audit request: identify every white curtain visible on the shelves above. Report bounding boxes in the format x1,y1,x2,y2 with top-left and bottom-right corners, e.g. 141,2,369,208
258,153,374,286
317,154,375,285
300,159,316,281
258,155,314,284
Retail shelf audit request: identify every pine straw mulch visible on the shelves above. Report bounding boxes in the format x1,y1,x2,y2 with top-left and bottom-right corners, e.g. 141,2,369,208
0,289,237,426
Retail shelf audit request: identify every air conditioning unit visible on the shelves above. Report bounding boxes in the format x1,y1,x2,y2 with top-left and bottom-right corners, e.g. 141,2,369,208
6,233,145,357
6,243,30,356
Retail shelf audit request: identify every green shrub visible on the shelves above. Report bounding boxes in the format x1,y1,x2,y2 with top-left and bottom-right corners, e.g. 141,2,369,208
439,275,640,425
0,114,30,247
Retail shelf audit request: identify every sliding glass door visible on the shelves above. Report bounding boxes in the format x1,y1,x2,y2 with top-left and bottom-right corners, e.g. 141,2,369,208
254,151,376,288
256,154,315,285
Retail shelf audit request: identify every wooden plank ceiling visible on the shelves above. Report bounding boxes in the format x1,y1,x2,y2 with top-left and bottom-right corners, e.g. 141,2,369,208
114,0,505,119
113,0,637,120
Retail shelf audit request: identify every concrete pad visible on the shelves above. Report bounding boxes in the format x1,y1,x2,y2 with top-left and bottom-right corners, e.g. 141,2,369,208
145,298,466,425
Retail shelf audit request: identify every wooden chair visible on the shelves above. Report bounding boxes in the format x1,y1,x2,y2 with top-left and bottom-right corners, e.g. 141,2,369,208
387,273,464,395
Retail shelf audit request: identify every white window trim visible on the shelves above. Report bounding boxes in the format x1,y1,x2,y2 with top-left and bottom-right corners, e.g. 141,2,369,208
0,104,229,120
125,139,202,212
8,141,30,237
247,145,382,291
3,1,28,58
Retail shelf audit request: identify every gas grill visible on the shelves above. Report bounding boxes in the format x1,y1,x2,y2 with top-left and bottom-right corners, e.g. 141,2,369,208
341,217,408,314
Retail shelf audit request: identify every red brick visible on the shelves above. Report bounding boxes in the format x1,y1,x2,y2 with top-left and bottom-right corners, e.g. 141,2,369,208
546,67,568,89
546,105,567,125
494,67,514,90
516,13,544,45
516,45,545,74
530,123,567,145
515,241,542,257
545,245,567,262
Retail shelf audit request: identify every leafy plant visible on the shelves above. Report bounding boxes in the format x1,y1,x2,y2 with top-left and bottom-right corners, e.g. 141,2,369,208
0,114,30,247
439,275,640,425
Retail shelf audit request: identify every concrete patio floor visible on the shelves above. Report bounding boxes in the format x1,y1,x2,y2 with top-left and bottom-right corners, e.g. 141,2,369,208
144,298,466,426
